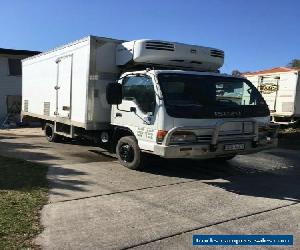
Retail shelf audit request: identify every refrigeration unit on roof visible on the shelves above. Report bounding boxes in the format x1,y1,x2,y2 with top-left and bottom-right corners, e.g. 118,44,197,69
116,39,224,72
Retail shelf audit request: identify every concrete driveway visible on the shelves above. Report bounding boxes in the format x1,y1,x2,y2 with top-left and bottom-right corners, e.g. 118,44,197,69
0,128,299,249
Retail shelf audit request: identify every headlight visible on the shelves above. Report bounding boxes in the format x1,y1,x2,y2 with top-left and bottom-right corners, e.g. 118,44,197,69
170,131,197,144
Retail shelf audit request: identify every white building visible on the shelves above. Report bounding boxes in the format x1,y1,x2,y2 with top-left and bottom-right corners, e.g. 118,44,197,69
244,67,300,124
0,48,40,122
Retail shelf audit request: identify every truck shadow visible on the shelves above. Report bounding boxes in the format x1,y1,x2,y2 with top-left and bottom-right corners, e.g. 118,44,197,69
0,140,59,162
142,150,300,202
0,131,115,164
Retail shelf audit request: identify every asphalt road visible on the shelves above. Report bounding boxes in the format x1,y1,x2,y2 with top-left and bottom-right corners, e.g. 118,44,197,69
0,128,299,249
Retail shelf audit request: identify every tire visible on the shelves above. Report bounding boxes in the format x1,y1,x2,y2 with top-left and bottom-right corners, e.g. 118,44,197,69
44,123,61,142
116,136,142,170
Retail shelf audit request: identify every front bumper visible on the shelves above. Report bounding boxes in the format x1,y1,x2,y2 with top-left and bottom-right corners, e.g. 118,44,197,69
154,138,278,159
153,119,279,159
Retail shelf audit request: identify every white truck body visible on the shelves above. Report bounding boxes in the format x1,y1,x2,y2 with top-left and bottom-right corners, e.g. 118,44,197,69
244,67,300,124
22,36,278,169
22,36,123,130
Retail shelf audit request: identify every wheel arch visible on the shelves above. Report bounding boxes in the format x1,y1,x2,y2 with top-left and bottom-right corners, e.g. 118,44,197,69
111,126,135,153
42,120,54,130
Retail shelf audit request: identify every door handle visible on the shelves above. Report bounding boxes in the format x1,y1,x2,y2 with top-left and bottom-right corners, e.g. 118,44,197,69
116,112,122,117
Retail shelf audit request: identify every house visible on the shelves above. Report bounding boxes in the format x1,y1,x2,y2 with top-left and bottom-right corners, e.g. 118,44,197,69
0,48,40,122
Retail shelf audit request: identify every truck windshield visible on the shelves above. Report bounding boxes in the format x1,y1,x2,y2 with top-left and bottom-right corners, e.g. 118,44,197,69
158,73,269,119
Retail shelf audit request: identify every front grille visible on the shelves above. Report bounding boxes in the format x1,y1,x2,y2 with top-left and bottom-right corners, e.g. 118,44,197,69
145,41,175,51
196,133,254,143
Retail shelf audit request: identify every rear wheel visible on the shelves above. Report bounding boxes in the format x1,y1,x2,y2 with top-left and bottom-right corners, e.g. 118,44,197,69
116,136,142,170
44,123,61,142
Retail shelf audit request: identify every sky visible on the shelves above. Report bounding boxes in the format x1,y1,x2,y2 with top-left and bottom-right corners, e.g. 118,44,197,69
0,0,299,73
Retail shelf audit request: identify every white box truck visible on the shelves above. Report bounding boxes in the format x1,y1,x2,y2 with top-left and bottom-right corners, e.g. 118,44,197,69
22,35,278,169
244,67,300,124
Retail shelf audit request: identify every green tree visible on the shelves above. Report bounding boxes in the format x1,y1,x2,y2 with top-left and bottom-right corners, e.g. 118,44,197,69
287,59,300,68
232,70,242,77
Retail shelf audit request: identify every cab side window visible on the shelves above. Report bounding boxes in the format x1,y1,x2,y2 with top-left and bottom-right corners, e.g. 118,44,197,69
122,75,156,113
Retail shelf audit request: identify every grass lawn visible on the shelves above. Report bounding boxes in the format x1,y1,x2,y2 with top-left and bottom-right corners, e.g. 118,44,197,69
0,156,48,249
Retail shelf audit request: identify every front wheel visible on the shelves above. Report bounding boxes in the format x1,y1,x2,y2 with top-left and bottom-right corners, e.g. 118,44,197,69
116,136,142,170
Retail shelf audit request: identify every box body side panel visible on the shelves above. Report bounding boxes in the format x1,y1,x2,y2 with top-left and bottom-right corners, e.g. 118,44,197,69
22,39,90,126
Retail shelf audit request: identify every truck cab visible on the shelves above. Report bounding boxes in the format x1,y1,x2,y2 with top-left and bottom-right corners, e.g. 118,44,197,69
106,40,278,169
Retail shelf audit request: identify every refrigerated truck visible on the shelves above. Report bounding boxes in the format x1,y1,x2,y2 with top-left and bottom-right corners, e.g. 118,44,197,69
22,36,278,169
244,67,300,124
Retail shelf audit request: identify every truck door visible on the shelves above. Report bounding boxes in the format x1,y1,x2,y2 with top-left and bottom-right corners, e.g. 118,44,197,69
258,76,279,113
114,74,158,150
55,55,73,118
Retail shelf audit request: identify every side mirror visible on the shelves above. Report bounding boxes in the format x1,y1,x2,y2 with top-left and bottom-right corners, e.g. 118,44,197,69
106,82,122,105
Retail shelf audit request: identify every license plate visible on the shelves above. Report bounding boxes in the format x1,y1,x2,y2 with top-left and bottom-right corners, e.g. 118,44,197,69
224,143,245,151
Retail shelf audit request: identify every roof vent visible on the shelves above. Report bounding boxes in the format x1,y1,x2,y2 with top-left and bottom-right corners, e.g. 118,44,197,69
170,59,184,62
190,61,202,65
145,41,175,51
210,49,224,58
